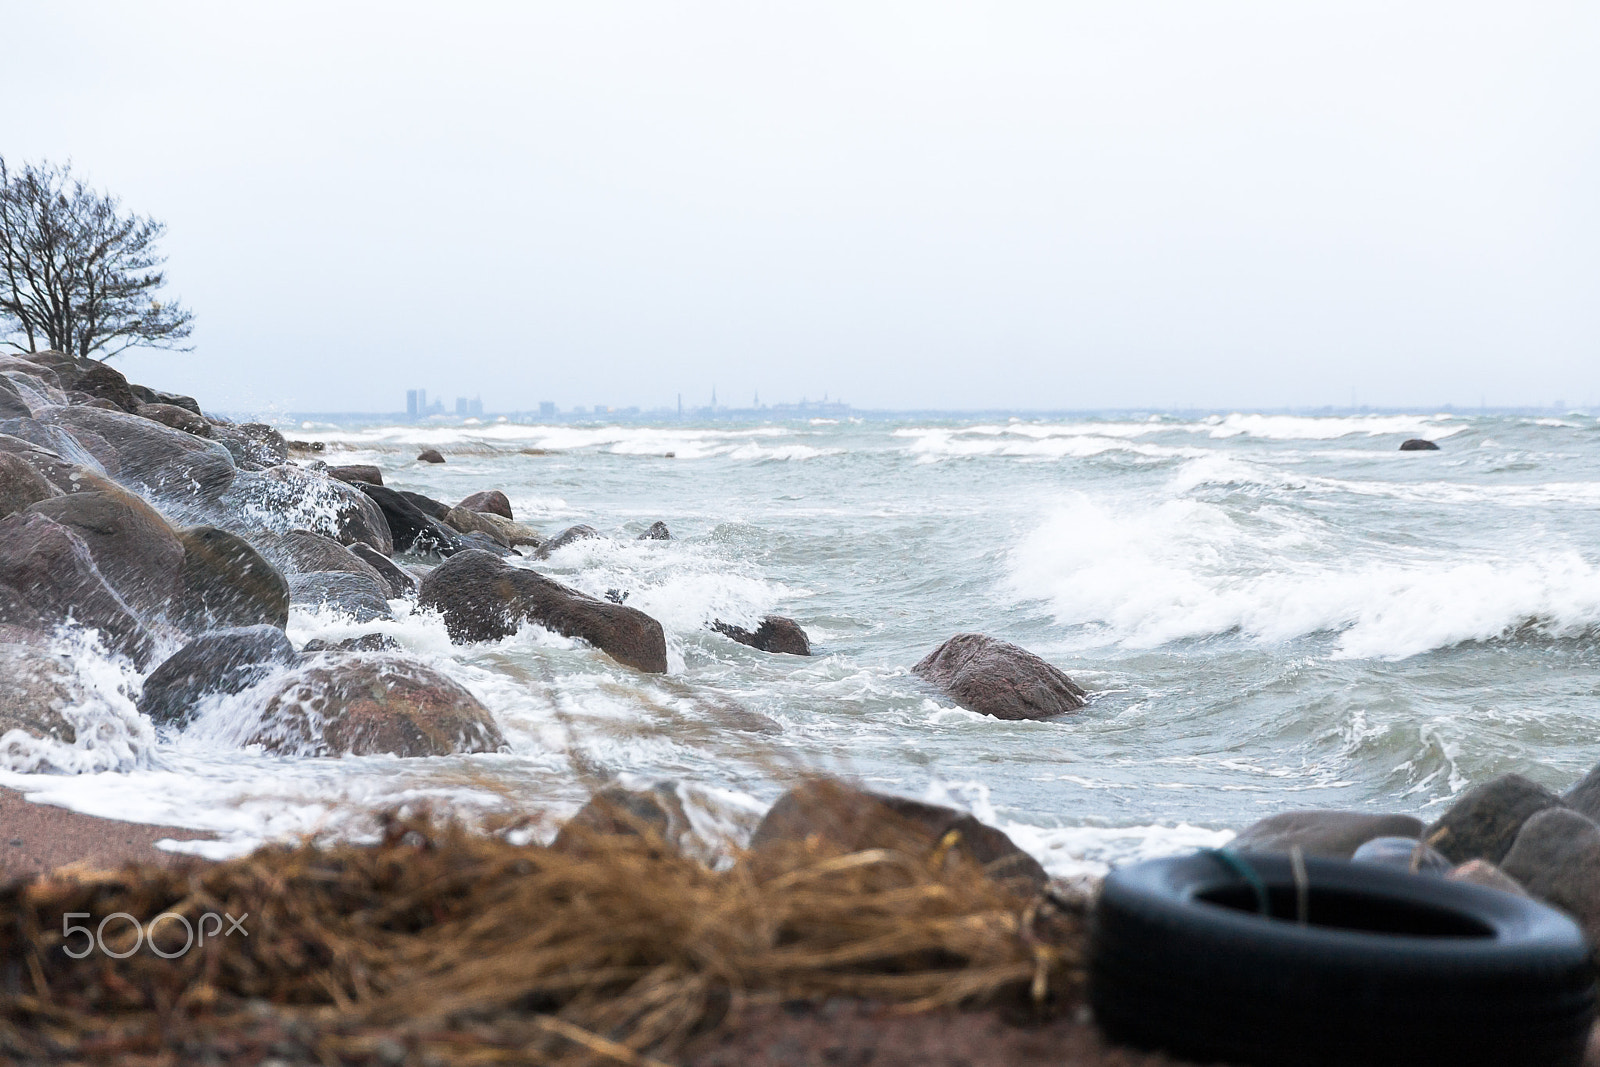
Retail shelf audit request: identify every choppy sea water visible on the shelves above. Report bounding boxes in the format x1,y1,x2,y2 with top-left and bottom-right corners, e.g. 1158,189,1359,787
8,411,1600,882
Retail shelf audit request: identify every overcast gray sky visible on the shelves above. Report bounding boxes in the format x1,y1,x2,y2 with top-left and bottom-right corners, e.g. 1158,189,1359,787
6,2,1597,414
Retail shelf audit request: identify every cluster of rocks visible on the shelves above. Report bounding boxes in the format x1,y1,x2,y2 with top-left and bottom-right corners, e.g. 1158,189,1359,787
1229,767,1600,949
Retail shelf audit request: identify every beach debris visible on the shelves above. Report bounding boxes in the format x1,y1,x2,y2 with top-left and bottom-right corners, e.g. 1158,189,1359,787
712,615,811,656
420,548,669,672
139,625,298,729
912,633,1085,720
1232,810,1424,861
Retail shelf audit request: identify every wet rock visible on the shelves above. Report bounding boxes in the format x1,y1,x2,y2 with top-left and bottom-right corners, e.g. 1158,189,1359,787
47,405,236,503
1424,773,1566,865
349,543,416,597
356,484,463,556
250,652,504,756
0,452,58,520
552,782,691,853
0,355,64,391
301,633,400,653
398,490,451,520
1560,762,1600,823
481,513,543,548
457,531,515,557
329,464,383,486
1448,859,1529,897
419,549,668,672
0,630,78,743
0,417,116,477
27,487,185,620
2,369,65,412
444,505,511,547
68,394,123,412
911,633,1086,721
71,362,140,413
0,434,111,495
458,490,512,519
208,422,288,471
712,615,811,656
175,526,290,631
535,524,602,559
1501,807,1600,947
287,439,325,453
0,513,156,666
287,571,394,622
749,779,1048,894
152,390,202,416
1399,438,1440,451
256,529,389,586
0,376,32,419
138,625,299,729
417,449,445,464
1350,835,1452,875
137,402,211,437
1233,810,1425,860
637,520,672,541
223,466,394,555
14,350,82,384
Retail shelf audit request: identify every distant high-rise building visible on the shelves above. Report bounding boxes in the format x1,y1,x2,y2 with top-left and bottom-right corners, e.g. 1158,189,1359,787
455,396,469,416
406,390,419,418
469,396,484,417
539,401,556,418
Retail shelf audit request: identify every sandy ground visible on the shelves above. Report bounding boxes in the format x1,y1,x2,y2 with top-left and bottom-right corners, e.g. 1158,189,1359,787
0,785,212,881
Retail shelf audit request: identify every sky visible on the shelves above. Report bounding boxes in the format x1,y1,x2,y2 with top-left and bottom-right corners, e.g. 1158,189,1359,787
4,1,1597,414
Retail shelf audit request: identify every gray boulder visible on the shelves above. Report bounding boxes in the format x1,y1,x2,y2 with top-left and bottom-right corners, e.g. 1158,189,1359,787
220,466,393,555
1233,810,1424,860
1350,835,1452,875
637,520,671,541
209,422,288,471
418,549,667,672
139,625,299,729
1425,774,1566,866
27,487,185,620
356,484,462,555
1501,807,1600,947
0,376,32,419
0,512,156,666
1399,438,1440,451
1561,762,1600,823
444,505,511,547
349,543,416,597
71,362,140,413
329,464,383,486
912,633,1086,720
47,405,236,502
257,529,389,585
288,571,394,622
0,628,79,743
0,452,58,520
175,526,290,631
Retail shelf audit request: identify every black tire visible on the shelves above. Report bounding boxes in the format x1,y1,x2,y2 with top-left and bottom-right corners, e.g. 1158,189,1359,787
1089,852,1595,1067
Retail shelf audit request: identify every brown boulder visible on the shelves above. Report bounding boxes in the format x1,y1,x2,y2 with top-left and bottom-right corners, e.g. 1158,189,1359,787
71,362,140,413
329,464,383,486
136,402,211,437
749,779,1048,894
256,529,388,585
418,549,667,672
1501,807,1600,948
175,526,290,631
0,512,156,666
0,355,64,391
911,633,1086,720
458,490,512,519
481,513,543,548
27,487,185,620
1425,773,1566,866
444,505,511,547
47,405,236,503
249,652,504,756
1232,810,1425,860
139,625,299,728
349,543,416,597
0,452,58,519
552,782,691,854
712,615,811,656
417,448,445,464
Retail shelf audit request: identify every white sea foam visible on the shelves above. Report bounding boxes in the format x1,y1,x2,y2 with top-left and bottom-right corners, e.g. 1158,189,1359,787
0,628,153,774
293,422,840,461
1008,494,1600,659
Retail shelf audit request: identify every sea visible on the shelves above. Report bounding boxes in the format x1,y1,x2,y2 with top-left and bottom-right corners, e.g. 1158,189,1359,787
7,410,1600,883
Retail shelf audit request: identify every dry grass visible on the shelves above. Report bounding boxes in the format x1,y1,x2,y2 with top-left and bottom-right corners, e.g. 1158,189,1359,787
0,808,1087,1066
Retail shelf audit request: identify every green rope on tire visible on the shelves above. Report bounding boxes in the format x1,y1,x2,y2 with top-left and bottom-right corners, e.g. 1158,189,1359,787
1200,847,1271,917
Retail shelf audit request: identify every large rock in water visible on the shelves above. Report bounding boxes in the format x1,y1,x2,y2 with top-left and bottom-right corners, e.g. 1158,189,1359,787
249,652,504,756
1501,808,1600,949
418,549,668,672
1232,810,1425,860
1399,438,1440,451
288,571,394,622
458,489,512,519
175,526,290,631
1424,773,1566,866
357,484,463,555
749,779,1049,894
444,505,510,547
349,542,416,597
911,633,1086,720
712,615,811,655
535,524,602,559
0,452,59,519
27,487,184,620
46,405,236,502
0,513,156,666
329,464,383,486
0,628,79,744
139,625,299,728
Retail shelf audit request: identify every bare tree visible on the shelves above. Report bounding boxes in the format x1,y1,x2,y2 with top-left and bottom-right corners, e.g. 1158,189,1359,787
0,156,193,360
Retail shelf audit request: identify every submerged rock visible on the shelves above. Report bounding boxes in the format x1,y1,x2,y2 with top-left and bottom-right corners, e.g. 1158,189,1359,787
750,779,1048,894
288,571,394,622
1425,773,1566,866
419,549,668,672
27,487,185,621
175,526,290,631
300,633,401,653
1233,810,1425,861
250,652,504,757
1399,438,1440,451
458,489,512,519
139,625,299,729
712,615,811,656
0,512,156,666
911,633,1086,720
